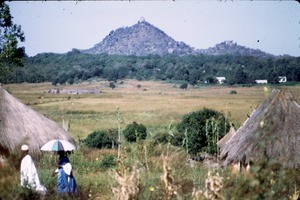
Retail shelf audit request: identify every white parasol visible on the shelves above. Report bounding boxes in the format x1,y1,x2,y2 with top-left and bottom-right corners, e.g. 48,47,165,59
41,139,76,152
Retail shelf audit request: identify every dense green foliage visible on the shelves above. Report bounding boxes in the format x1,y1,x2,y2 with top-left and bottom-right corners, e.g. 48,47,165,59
123,121,147,142
0,1,25,82
176,108,230,155
83,129,118,149
3,50,300,85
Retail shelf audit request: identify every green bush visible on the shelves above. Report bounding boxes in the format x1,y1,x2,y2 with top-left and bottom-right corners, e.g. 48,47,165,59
177,108,230,155
152,131,183,146
151,132,169,145
83,129,118,149
100,154,117,171
123,121,147,142
109,82,116,89
229,90,237,94
179,83,188,89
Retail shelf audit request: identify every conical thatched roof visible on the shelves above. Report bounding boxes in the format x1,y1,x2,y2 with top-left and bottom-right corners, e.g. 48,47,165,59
220,89,300,169
0,87,75,156
217,125,236,150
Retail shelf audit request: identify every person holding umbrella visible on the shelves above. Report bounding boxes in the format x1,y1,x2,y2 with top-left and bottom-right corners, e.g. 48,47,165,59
52,151,78,194
41,139,78,195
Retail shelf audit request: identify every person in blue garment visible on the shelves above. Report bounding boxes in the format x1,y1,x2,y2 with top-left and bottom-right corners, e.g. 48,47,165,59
52,151,78,195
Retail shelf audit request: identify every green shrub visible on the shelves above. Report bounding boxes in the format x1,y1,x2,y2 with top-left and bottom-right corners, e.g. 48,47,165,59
100,154,117,170
229,90,237,94
109,82,116,89
177,108,230,155
152,131,183,146
83,129,118,149
123,121,147,142
179,83,188,89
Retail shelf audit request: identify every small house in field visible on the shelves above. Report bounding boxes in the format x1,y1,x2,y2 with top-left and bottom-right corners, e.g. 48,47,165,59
216,77,226,84
255,79,268,84
278,76,287,83
0,86,75,158
219,89,300,169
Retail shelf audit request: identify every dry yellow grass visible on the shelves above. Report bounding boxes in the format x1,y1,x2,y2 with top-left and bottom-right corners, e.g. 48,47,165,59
4,80,300,139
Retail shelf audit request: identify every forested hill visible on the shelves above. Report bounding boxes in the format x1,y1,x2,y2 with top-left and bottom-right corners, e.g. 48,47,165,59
3,20,299,85
4,50,300,85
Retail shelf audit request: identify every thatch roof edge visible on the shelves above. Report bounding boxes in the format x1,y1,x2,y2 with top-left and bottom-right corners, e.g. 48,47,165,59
0,87,75,156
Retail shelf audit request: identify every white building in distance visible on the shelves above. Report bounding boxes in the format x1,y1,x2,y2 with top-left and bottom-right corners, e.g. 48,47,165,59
278,76,287,83
255,80,268,84
216,77,226,84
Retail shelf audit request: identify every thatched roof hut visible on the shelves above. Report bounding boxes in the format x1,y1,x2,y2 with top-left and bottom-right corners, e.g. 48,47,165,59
220,89,300,169
0,87,75,156
217,125,235,150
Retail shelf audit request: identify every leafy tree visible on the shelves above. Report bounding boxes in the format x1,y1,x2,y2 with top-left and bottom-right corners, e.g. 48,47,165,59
235,66,247,84
188,69,201,86
123,121,147,142
52,77,59,86
176,108,230,155
104,67,118,82
0,1,25,82
267,70,279,84
67,77,74,85
57,72,68,85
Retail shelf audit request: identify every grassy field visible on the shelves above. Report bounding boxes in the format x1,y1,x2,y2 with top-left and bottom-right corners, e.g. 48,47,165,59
1,80,300,199
6,79,299,139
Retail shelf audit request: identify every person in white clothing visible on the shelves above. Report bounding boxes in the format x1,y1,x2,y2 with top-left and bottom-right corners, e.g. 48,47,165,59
20,144,46,194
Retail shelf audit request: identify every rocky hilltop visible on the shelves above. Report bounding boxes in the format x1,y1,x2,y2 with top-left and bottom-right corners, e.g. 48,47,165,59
198,40,273,57
82,19,274,57
83,18,195,56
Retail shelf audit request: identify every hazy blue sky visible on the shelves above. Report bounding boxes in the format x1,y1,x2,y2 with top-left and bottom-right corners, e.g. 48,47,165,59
8,1,300,57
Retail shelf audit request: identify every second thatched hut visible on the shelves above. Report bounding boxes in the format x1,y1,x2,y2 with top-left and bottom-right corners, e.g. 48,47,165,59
219,89,300,169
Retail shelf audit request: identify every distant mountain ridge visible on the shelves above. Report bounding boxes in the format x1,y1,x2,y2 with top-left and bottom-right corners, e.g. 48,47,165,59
82,19,274,57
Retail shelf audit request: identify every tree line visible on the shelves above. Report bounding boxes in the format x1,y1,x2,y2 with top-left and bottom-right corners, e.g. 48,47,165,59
2,48,300,85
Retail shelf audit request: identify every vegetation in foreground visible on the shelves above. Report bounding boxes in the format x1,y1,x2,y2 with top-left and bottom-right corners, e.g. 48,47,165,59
1,138,299,199
1,82,299,199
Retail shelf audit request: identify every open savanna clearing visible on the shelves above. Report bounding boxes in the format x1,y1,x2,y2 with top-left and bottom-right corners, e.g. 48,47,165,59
5,80,300,139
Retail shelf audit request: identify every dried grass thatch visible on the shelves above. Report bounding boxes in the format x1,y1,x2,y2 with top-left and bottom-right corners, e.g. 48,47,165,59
217,125,235,150
220,89,300,169
0,87,75,156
